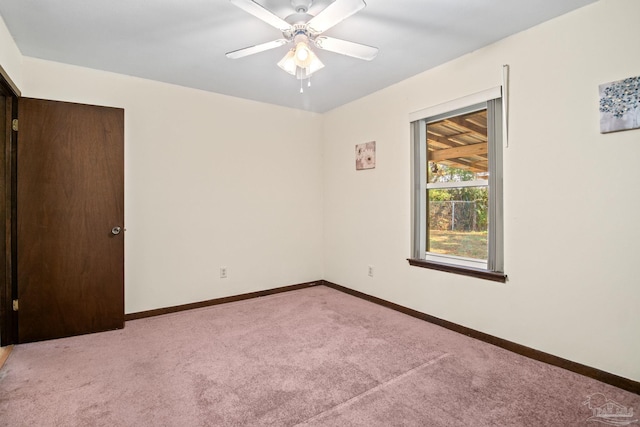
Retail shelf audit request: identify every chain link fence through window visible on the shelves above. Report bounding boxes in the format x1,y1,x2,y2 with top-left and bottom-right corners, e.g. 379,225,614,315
429,200,485,232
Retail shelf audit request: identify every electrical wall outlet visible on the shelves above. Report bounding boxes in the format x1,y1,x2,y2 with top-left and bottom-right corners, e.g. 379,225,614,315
368,265,374,277
220,267,228,279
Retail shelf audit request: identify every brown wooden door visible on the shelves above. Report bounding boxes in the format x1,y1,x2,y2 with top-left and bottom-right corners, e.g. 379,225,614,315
17,98,124,343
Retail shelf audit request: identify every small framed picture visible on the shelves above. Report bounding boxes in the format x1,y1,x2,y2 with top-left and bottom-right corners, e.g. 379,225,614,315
355,141,376,170
599,76,640,133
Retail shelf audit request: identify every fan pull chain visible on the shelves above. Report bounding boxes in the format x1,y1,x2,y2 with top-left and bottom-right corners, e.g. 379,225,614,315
298,75,313,94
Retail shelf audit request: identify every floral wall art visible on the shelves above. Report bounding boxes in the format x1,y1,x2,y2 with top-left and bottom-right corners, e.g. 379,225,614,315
355,141,376,170
599,75,640,133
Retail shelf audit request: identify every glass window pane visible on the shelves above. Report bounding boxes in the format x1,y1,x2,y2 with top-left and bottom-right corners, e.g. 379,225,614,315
428,187,488,260
427,109,489,183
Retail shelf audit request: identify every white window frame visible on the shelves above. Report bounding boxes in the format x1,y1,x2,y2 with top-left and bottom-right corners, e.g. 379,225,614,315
410,88,504,274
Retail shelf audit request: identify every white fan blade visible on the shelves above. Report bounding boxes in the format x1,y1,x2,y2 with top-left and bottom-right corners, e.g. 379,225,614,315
226,39,290,59
314,36,378,60
307,0,366,34
229,0,292,32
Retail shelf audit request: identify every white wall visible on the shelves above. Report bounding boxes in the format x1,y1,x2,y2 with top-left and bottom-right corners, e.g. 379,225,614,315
0,13,22,92
323,0,640,382
21,58,324,314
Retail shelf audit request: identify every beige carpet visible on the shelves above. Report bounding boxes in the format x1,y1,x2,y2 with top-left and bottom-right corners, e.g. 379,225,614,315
1,286,638,426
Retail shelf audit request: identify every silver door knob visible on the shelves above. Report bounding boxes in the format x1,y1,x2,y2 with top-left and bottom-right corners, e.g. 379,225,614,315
111,226,122,235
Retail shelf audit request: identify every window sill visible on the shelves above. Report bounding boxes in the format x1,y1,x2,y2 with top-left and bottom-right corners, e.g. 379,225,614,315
407,258,507,283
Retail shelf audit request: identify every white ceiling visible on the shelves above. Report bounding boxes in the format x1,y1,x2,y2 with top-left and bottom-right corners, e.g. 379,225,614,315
0,0,597,113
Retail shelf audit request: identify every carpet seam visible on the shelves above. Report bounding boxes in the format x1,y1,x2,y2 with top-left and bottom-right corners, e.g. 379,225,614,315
294,352,452,425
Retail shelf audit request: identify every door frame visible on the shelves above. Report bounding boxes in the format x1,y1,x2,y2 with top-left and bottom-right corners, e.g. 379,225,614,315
0,65,19,347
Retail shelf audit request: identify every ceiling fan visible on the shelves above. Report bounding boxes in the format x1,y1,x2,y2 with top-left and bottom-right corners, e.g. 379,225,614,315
226,0,378,85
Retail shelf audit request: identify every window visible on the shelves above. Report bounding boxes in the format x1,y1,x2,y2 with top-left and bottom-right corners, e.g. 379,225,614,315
409,89,505,282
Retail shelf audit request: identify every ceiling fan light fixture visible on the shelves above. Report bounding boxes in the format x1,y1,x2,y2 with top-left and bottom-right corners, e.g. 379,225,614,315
306,52,324,74
277,49,297,75
294,56,324,79
295,42,311,64
278,43,324,80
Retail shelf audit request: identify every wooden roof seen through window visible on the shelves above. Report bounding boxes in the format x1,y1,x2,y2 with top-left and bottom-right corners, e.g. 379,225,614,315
427,109,488,173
